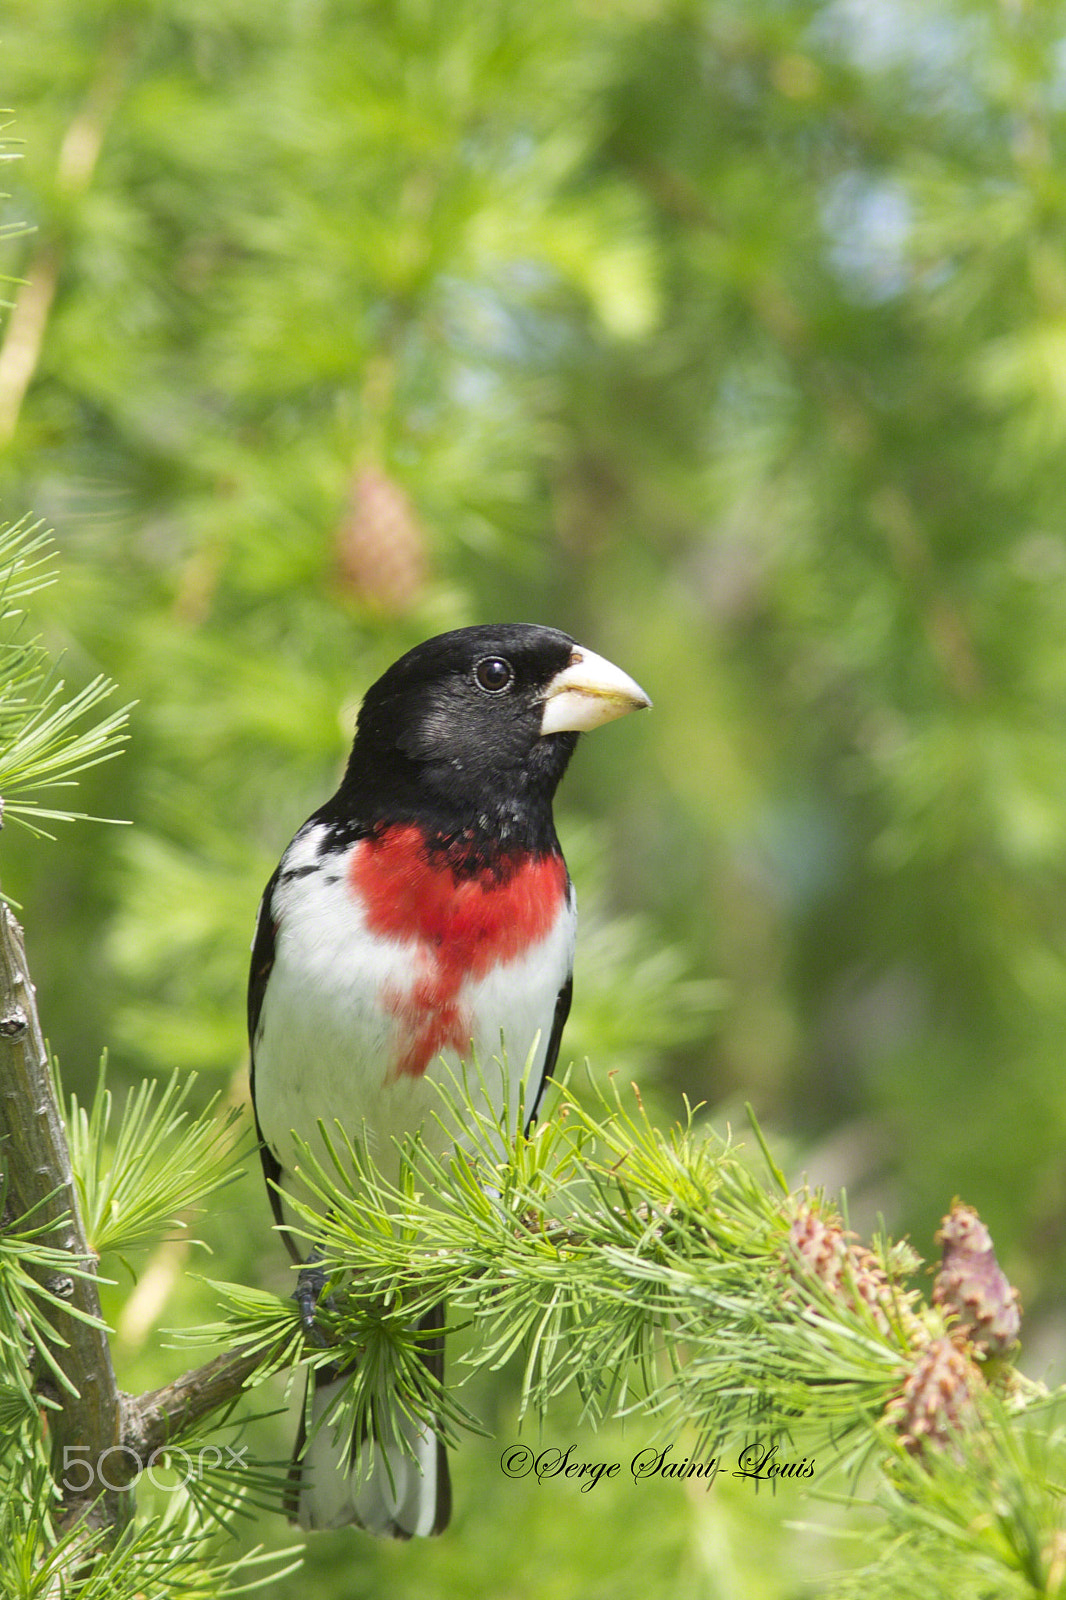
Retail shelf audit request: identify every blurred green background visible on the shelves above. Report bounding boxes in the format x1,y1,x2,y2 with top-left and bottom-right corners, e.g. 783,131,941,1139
3,0,1066,1592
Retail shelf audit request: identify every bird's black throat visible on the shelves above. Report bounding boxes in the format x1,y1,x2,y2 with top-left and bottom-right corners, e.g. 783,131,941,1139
320,727,578,877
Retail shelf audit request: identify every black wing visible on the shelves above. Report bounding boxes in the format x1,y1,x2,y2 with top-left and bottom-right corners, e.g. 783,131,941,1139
524,969,572,1131
247,865,279,1047
247,867,297,1257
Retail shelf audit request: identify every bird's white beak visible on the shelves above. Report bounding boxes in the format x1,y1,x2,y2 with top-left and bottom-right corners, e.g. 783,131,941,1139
539,645,652,736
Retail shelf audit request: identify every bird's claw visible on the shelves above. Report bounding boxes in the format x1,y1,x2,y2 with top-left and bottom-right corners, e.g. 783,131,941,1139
293,1257,334,1346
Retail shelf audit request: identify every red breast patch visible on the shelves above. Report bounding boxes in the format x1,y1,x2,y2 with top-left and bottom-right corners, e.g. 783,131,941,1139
349,824,568,1077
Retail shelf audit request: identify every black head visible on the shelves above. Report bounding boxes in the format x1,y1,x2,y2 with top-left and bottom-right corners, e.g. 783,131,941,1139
336,623,649,848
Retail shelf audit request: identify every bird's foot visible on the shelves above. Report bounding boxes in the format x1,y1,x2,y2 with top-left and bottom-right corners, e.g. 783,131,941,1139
293,1253,335,1348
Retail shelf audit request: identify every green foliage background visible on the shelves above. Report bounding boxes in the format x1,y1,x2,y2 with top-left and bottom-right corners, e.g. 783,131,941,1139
3,0,1066,1592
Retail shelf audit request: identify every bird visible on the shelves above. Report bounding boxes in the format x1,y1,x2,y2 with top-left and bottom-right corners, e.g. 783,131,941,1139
248,623,650,1537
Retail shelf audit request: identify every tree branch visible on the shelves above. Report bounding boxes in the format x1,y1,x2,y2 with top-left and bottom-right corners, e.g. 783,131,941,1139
119,1342,283,1471
0,901,126,1533
0,896,299,1536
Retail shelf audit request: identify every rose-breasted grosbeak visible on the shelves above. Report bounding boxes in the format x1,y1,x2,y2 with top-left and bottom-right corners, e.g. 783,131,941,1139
248,623,650,1537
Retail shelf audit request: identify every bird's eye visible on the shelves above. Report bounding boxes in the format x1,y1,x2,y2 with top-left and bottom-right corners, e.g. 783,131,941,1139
474,656,514,693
